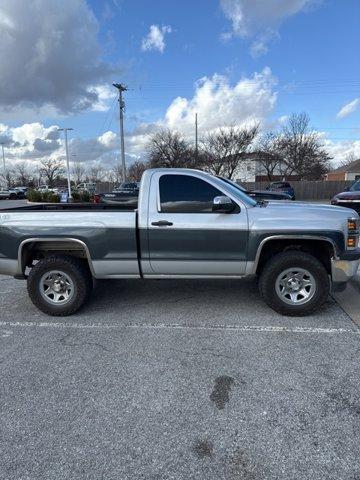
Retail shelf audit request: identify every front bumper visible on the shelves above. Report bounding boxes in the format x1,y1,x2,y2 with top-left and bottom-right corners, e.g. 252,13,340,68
331,248,360,283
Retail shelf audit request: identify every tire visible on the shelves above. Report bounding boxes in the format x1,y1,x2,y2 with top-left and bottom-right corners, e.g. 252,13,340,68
9,193,17,200
258,251,330,316
27,255,93,316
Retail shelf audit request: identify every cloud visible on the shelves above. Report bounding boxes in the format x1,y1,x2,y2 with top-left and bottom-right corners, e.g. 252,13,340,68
141,25,172,53
323,138,360,166
0,68,278,169
220,0,318,56
164,67,277,134
126,67,277,156
0,123,62,161
0,0,116,114
336,98,360,119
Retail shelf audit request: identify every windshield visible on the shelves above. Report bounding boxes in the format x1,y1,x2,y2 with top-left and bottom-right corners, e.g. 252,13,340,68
215,176,257,207
349,180,360,191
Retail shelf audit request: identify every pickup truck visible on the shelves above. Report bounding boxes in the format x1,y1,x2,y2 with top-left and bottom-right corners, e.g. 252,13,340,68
0,168,359,317
0,187,25,200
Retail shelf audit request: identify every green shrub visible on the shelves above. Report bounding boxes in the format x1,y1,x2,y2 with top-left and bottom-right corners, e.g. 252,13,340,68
81,191,90,203
27,190,60,203
27,190,42,202
47,193,60,203
71,191,80,201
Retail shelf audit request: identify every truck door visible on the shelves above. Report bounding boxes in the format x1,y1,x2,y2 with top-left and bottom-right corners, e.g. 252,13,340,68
147,172,248,276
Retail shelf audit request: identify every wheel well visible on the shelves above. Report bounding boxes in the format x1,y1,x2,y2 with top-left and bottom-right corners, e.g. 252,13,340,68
255,238,335,275
20,240,93,275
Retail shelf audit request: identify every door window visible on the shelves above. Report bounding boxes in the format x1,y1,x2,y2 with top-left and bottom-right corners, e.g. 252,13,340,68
159,174,224,213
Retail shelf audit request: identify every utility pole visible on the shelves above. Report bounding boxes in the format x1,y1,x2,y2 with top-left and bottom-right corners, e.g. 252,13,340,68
0,143,5,186
195,112,198,155
113,83,127,182
58,127,73,201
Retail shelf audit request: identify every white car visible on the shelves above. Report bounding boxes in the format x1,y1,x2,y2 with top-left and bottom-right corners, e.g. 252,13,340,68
36,185,59,193
0,187,20,200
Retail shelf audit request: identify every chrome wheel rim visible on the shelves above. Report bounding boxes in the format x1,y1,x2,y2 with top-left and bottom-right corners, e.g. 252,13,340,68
275,267,316,306
39,270,74,305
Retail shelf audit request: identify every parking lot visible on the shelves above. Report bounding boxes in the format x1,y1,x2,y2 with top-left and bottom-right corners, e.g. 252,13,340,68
1,275,359,480
0,199,28,209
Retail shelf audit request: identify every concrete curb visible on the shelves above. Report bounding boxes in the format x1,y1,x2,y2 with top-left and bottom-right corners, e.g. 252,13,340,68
350,270,360,292
332,268,360,326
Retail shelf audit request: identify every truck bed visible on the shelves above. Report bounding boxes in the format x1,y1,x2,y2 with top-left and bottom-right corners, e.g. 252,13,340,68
0,202,137,212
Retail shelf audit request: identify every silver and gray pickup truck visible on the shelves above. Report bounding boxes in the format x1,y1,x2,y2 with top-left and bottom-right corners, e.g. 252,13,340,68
0,168,359,317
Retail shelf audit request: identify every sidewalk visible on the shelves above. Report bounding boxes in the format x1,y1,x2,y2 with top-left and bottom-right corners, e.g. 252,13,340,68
332,267,360,326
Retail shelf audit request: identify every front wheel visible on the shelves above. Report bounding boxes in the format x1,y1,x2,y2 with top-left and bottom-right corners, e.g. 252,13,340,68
259,251,330,316
27,255,93,316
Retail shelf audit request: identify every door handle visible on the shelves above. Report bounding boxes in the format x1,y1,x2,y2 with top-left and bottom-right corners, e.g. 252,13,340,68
151,220,173,227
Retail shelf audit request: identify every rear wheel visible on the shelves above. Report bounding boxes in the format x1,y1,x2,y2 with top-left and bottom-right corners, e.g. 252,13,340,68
27,255,93,316
259,251,330,316
9,193,17,199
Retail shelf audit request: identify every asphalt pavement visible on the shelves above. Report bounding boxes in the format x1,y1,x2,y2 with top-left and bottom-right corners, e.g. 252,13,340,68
0,199,28,209
1,276,360,480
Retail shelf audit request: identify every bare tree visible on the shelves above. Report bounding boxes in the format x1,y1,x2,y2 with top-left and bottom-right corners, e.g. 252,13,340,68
14,162,33,186
72,160,86,185
112,164,124,184
127,160,148,182
200,125,259,179
147,129,196,168
87,165,105,183
340,152,357,168
0,168,15,188
40,159,64,187
275,113,331,180
255,132,283,181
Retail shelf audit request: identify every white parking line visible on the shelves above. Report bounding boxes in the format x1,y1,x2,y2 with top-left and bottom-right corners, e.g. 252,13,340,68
0,320,358,334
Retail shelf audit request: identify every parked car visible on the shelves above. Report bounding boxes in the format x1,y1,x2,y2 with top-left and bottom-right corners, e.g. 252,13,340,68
14,186,29,198
266,181,295,200
0,168,359,318
113,182,140,194
219,177,292,201
36,185,59,194
94,182,140,205
331,179,360,212
0,187,25,199
76,182,96,194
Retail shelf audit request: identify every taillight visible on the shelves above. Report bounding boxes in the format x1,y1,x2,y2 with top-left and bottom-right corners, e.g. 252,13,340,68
93,194,100,204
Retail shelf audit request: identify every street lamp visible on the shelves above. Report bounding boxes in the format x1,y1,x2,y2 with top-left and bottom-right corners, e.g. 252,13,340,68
58,128,73,201
0,143,6,187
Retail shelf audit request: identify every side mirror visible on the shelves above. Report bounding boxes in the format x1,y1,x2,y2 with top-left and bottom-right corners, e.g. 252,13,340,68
344,186,350,191
212,195,236,213
265,186,269,190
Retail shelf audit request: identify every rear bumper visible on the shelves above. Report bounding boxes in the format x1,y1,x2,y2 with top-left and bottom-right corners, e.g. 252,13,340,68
331,248,360,282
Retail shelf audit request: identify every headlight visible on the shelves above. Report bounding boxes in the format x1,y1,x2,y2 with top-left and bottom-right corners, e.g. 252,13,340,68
347,217,359,249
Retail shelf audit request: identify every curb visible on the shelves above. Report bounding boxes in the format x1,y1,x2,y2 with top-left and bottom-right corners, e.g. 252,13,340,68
350,271,360,292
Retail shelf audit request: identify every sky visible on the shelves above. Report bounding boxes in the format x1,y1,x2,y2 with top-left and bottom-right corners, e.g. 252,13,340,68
0,0,359,172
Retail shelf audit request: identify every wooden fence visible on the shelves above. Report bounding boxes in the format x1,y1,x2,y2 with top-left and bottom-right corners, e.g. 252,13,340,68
241,180,352,200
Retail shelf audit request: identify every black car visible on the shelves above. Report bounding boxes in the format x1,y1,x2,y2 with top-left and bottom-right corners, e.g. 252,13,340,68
113,182,140,194
218,177,292,201
266,181,295,200
93,182,140,205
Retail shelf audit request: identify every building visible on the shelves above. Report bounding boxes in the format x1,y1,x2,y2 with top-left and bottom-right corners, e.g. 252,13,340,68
325,159,360,181
233,151,299,183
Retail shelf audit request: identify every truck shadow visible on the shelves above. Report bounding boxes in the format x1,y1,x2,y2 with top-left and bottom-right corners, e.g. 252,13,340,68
78,277,339,324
